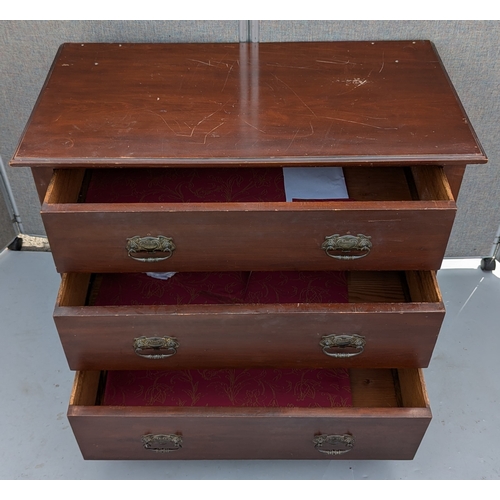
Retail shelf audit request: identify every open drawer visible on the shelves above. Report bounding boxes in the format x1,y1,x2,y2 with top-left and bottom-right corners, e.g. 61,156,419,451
54,270,444,370
68,368,431,460
41,165,456,273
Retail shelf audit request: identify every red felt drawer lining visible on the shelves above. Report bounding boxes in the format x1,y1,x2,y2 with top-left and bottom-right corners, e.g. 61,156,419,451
93,271,348,306
84,167,287,203
103,368,352,408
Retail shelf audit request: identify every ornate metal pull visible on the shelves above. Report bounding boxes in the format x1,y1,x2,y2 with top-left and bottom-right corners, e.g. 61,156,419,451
313,434,354,455
319,334,366,358
126,235,175,262
142,434,182,453
133,336,179,359
321,234,372,260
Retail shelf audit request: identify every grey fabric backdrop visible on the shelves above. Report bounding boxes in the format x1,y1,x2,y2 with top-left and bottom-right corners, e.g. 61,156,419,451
1,20,498,256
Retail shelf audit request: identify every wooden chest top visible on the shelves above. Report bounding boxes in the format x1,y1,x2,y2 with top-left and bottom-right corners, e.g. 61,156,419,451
11,41,486,167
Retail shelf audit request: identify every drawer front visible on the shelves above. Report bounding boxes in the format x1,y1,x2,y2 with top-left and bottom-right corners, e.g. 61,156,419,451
68,370,431,460
42,167,456,273
56,305,444,370
54,272,444,370
43,206,455,273
69,411,431,460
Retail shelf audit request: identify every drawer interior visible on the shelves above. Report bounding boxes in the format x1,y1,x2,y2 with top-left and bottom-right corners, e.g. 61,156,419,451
101,368,354,407
64,270,439,307
83,271,441,306
71,368,428,409
45,166,453,205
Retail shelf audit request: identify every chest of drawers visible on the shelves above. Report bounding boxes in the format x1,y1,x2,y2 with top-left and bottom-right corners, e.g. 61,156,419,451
11,41,487,460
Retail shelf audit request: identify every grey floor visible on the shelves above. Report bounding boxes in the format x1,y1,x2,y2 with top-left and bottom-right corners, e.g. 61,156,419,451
1,249,499,480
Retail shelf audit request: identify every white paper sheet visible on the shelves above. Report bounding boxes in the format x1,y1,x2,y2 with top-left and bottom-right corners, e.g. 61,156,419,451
282,167,348,202
146,272,177,280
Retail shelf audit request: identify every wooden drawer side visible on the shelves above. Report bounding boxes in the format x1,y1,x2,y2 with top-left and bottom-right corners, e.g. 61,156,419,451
409,165,454,202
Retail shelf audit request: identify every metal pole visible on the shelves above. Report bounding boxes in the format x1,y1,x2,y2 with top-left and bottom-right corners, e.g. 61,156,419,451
239,21,259,43
0,156,24,234
480,223,500,271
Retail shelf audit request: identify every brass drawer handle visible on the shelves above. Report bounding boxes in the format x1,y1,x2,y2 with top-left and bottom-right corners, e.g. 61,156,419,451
313,434,354,455
321,234,372,260
319,334,366,358
126,235,176,262
142,434,182,453
133,336,179,359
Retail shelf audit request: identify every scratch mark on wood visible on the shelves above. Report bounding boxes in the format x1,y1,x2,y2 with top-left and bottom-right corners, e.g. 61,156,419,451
273,74,317,117
316,59,352,65
324,120,334,139
285,129,300,151
321,115,398,130
266,63,313,70
285,122,314,150
379,52,385,73
188,59,217,67
202,122,225,145
144,99,231,138
367,219,402,223
243,120,267,134
335,79,369,96
144,109,179,135
221,62,235,93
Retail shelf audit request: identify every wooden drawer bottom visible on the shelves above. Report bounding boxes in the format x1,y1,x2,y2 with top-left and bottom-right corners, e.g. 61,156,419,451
68,368,431,460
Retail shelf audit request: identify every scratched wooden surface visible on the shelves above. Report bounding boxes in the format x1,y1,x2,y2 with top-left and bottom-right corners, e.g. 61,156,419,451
11,41,486,167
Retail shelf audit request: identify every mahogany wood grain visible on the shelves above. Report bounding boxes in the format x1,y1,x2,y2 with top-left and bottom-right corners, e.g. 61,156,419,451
54,271,444,370
443,165,467,201
410,165,454,201
347,271,407,303
349,369,400,407
11,42,486,168
398,369,430,409
31,167,54,204
67,368,431,460
340,167,413,201
69,370,100,406
405,271,442,303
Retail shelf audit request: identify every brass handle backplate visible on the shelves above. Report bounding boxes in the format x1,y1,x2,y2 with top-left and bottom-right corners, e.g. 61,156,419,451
133,336,179,359
313,434,354,455
126,235,175,262
319,334,366,358
321,234,372,260
142,434,183,453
